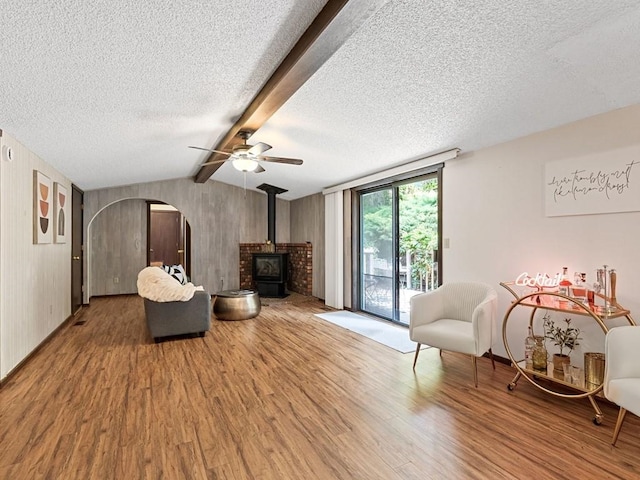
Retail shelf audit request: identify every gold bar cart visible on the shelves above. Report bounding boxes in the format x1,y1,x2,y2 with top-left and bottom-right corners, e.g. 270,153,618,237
500,282,636,425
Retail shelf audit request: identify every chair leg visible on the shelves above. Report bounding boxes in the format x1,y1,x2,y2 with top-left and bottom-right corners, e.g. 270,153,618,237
412,344,421,370
612,407,628,446
472,356,478,388
489,348,495,370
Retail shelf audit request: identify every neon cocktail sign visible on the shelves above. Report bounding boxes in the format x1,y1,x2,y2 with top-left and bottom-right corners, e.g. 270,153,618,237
515,272,560,289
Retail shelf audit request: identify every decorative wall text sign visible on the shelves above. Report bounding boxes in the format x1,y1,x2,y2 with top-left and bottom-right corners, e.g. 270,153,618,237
545,146,640,217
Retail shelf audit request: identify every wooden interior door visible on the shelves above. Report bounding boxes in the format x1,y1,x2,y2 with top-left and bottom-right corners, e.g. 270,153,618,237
149,210,181,266
71,185,84,314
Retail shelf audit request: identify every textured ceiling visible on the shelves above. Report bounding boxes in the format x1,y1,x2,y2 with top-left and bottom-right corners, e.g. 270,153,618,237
2,1,640,200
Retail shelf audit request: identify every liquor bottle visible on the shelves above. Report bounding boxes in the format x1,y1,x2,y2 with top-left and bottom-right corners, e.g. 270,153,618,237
571,272,588,304
559,266,572,296
532,336,548,371
524,325,535,368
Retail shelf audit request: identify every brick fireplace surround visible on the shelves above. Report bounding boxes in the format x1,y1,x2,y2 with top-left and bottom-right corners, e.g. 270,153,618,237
239,243,313,296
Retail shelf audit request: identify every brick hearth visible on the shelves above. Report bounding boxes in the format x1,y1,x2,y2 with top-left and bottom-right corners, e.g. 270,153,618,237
239,243,312,296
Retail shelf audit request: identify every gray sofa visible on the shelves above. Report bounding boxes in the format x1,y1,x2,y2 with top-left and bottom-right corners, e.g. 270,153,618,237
143,290,212,342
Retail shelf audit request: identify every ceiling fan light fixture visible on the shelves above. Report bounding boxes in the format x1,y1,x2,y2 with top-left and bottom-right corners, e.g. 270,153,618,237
232,158,259,172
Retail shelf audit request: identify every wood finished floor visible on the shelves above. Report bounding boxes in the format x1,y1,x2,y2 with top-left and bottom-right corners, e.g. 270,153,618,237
1,295,640,479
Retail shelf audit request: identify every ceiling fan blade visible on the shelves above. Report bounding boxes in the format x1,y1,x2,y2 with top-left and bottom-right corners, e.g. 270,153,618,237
247,142,271,156
188,146,231,156
260,156,303,165
255,164,266,173
200,159,229,167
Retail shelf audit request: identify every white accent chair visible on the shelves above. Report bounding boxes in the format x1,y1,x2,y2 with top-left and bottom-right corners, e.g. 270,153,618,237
409,282,498,387
604,325,640,446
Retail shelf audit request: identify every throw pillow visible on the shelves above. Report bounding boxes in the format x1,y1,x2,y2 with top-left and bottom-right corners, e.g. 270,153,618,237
161,264,187,285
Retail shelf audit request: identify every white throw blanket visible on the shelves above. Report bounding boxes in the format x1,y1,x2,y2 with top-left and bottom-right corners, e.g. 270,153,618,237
137,266,198,302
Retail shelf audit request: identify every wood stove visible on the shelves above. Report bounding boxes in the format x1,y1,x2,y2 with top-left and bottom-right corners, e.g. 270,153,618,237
252,183,290,297
252,252,289,297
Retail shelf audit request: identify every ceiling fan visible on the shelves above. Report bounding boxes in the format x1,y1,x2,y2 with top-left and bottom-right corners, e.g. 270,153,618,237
189,130,303,173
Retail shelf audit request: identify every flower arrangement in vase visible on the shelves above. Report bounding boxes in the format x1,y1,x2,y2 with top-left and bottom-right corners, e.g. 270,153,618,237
543,314,582,372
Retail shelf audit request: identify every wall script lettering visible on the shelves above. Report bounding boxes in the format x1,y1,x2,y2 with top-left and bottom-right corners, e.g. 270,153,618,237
544,146,640,217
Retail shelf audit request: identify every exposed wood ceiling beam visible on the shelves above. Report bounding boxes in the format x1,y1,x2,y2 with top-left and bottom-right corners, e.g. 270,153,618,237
194,0,391,183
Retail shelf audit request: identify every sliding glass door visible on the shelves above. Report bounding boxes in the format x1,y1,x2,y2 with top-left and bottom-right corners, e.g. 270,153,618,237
361,188,395,319
359,172,440,325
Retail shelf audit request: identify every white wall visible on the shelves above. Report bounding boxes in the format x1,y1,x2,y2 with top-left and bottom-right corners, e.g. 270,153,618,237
0,132,72,380
443,104,640,363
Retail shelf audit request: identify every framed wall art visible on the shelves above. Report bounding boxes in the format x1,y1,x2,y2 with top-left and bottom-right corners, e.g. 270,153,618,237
34,170,53,244
54,182,68,243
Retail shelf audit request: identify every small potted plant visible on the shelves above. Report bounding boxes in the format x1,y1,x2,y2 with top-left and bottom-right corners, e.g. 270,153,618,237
543,314,582,372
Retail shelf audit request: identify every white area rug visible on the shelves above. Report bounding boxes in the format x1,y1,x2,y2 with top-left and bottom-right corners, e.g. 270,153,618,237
315,310,426,353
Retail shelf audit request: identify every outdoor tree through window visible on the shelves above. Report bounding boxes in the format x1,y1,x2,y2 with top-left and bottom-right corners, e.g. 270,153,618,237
360,173,440,324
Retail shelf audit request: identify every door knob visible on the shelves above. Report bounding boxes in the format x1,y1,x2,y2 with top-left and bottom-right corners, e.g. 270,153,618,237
73,256,80,260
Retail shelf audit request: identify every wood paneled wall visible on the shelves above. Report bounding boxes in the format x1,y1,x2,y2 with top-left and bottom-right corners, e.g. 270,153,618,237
0,132,72,380
290,193,325,299
83,179,291,300
89,199,147,296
